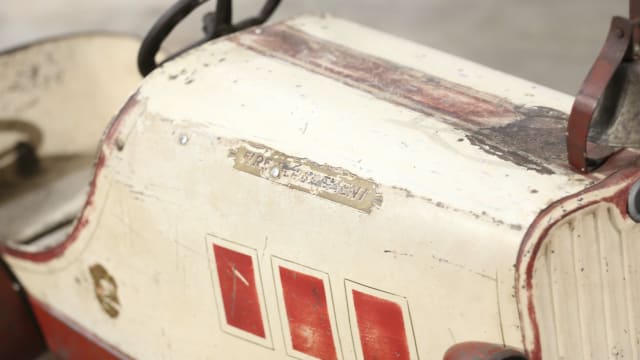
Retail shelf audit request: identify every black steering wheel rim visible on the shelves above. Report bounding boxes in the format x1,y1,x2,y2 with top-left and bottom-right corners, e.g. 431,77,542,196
137,0,281,76
137,0,209,77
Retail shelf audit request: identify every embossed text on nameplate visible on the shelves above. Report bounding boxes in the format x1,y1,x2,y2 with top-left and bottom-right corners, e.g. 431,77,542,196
231,143,380,212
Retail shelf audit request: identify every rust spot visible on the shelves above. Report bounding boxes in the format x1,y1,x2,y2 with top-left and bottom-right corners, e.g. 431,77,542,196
89,264,120,318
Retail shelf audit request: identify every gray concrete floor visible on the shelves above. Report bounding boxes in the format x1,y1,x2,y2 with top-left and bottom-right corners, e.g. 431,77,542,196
0,0,628,94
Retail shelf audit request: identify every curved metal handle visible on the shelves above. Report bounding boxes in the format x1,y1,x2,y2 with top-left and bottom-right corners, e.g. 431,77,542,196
566,17,633,173
137,0,281,76
566,0,640,173
137,0,208,77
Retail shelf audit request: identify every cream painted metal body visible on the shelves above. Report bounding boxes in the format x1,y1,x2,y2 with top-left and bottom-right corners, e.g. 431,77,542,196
3,15,640,360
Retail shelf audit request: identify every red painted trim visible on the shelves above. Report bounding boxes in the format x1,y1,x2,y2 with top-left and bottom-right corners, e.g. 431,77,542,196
0,261,46,360
29,297,131,360
515,167,640,359
0,93,140,263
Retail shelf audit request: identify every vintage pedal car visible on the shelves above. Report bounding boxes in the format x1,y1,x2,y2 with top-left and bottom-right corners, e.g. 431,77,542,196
2,1,640,359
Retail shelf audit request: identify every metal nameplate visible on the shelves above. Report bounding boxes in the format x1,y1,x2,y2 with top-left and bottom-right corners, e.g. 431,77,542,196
231,143,381,213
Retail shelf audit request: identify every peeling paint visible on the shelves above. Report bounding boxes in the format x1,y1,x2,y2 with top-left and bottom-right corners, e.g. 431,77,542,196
467,106,569,175
233,24,519,127
232,24,578,176
431,255,497,282
391,185,524,231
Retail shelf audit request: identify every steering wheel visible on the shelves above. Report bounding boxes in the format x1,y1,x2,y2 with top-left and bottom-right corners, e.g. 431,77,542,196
137,0,281,76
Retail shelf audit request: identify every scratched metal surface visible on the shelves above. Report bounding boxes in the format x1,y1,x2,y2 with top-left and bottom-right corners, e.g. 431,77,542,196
0,0,628,94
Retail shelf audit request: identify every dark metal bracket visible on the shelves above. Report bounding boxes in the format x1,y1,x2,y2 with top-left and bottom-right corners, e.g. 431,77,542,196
137,0,281,76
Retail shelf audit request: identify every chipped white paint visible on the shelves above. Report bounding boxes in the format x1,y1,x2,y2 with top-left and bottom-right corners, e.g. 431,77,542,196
178,133,190,145
1,15,635,360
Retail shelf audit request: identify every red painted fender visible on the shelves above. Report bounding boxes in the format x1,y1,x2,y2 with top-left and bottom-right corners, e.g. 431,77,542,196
0,260,46,360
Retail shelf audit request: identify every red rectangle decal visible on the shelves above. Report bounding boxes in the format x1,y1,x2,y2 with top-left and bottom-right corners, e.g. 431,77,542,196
279,266,338,359
352,289,411,360
213,244,266,338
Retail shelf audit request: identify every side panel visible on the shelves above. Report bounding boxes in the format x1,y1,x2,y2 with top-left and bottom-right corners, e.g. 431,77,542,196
4,125,524,359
